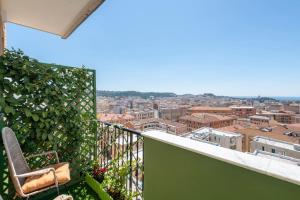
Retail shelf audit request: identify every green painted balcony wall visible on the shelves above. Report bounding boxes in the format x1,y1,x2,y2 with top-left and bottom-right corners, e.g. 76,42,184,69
143,137,300,200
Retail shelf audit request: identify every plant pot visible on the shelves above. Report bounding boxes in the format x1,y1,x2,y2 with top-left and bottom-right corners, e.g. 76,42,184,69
94,173,105,183
85,174,113,200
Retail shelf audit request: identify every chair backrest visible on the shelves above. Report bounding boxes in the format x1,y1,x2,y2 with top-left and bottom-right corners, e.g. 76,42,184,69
2,127,30,188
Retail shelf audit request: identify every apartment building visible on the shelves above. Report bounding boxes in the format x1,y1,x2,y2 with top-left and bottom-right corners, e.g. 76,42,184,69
159,107,187,121
284,103,300,114
295,115,300,123
260,111,296,124
130,110,155,120
187,106,232,115
274,113,296,124
179,113,234,131
127,118,188,135
250,136,300,159
252,150,300,166
249,115,270,127
97,113,135,124
184,127,243,151
237,125,300,152
231,106,256,117
267,103,284,111
112,105,126,114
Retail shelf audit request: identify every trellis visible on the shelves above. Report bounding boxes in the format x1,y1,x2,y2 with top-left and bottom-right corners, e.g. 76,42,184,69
0,51,97,200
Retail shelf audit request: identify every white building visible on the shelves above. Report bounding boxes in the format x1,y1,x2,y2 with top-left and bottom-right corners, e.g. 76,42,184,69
183,127,243,151
251,136,300,159
252,150,300,166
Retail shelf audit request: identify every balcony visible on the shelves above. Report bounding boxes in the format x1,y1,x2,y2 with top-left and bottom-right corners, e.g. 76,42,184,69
1,52,300,200
2,121,300,199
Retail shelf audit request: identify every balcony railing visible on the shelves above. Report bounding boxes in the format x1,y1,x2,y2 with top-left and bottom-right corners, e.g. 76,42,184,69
96,121,144,199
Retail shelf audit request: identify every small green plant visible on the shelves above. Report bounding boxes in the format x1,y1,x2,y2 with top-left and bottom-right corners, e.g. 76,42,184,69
100,160,139,200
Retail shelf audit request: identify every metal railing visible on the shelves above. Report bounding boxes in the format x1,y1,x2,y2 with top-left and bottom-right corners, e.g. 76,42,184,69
96,121,144,199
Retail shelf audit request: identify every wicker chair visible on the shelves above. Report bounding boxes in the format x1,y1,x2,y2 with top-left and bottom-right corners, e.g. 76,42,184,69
2,127,70,199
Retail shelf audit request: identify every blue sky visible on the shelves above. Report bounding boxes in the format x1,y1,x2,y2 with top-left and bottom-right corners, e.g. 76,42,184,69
6,0,300,96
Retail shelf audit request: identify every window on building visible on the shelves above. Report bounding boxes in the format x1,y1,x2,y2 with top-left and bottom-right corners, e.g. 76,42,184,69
262,146,265,151
271,148,275,154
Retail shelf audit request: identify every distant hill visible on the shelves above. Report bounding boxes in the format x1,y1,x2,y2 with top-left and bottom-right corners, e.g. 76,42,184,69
97,90,177,98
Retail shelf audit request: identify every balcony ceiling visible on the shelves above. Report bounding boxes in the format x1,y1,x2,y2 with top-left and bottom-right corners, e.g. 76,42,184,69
0,0,104,38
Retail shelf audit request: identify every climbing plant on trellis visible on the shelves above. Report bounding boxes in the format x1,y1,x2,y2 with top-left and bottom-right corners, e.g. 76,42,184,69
0,49,97,199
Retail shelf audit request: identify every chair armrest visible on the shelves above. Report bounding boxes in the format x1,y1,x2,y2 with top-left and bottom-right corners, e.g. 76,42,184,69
16,168,59,188
26,151,60,163
15,168,56,178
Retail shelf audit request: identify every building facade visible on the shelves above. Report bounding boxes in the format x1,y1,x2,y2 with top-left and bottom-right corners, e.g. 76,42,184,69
260,111,296,124
159,107,187,122
231,106,256,117
249,115,270,127
130,110,155,120
284,104,300,114
250,136,300,159
127,118,188,135
187,106,232,115
179,113,234,131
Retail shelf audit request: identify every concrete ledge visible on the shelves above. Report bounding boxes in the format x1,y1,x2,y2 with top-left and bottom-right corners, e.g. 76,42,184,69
142,130,300,186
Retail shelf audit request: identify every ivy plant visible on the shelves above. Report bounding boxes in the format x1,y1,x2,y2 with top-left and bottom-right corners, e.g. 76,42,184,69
0,49,96,173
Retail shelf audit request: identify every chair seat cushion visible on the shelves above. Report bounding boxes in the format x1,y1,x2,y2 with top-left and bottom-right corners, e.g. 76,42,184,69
22,163,71,194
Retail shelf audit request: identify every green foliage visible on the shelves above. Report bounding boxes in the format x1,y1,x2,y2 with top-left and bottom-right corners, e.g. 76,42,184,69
102,160,139,200
0,49,96,174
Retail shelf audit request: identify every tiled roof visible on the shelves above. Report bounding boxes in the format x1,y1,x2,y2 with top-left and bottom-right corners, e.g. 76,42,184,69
188,106,232,111
180,113,234,123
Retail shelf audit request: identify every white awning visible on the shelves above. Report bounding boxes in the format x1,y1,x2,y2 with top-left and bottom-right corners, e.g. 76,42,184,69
0,0,105,38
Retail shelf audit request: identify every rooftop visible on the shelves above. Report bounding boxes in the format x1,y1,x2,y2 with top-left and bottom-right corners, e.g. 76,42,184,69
218,124,246,132
260,111,295,116
185,127,242,138
180,113,234,124
253,136,300,151
188,106,232,111
237,126,300,144
230,106,255,109
129,118,186,128
250,115,270,120
252,150,300,166
97,113,135,122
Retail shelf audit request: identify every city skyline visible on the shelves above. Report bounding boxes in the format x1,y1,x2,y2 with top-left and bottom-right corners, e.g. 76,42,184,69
6,0,300,96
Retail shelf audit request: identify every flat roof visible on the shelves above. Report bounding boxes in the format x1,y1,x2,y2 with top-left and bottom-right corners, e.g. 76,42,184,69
253,136,299,151
188,106,232,111
253,151,300,166
131,118,186,128
230,106,255,109
250,115,270,120
188,127,242,138
143,131,300,186
238,127,300,144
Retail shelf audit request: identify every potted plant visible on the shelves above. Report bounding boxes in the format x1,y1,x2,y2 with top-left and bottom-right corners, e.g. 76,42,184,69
103,161,130,200
85,162,113,200
86,160,138,200
93,166,107,184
